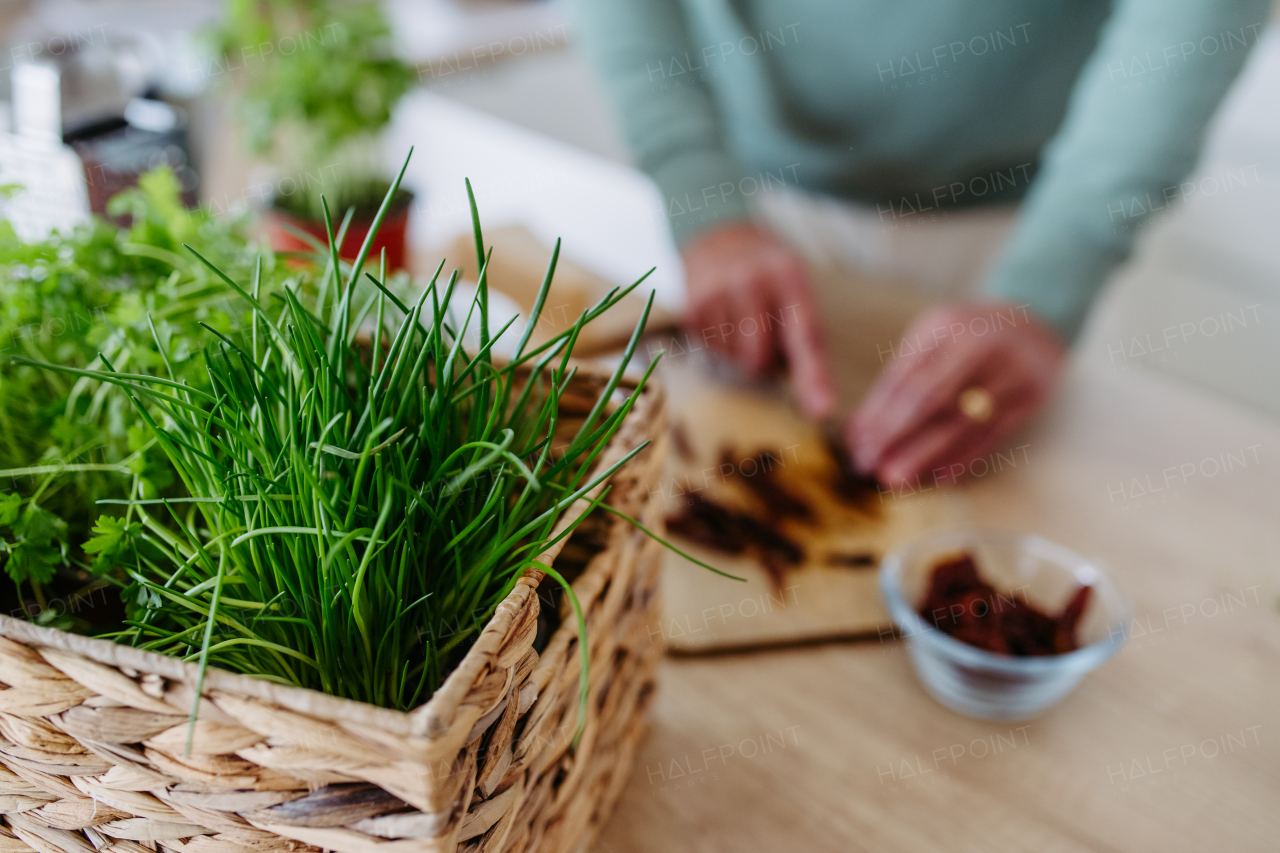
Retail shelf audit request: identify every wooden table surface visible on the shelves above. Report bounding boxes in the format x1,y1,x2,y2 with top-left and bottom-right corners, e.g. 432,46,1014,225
594,342,1280,852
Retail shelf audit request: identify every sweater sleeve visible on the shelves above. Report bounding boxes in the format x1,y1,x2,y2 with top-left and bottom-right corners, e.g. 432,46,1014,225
983,0,1270,341
565,0,751,245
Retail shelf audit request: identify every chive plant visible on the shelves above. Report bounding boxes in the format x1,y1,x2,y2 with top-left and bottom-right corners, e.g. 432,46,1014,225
22,151,663,714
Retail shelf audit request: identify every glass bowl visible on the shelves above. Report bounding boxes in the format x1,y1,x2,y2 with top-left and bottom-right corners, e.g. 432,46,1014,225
879,528,1131,720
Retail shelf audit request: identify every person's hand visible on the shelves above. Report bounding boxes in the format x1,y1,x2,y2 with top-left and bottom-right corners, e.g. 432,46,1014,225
682,220,835,418
848,301,1065,488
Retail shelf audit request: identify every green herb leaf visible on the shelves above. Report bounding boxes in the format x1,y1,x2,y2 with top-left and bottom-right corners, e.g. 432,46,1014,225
82,515,142,576
2,503,68,586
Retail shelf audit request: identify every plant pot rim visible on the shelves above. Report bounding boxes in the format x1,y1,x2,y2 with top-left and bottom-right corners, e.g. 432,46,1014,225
270,186,416,225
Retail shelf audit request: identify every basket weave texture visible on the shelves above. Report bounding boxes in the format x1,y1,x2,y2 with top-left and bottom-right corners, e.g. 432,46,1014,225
0,379,666,853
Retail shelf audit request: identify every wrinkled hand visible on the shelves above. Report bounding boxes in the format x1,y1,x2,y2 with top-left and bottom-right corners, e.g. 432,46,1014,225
682,220,835,418
849,302,1065,488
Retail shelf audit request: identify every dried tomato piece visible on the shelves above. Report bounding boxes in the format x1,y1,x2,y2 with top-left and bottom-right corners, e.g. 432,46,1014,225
917,552,1091,656
1054,584,1093,654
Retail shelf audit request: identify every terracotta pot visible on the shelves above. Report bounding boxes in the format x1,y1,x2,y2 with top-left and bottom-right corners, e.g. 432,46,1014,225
265,188,414,271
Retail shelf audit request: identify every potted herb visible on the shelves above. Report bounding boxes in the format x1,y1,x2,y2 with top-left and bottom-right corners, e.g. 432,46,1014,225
214,0,417,268
0,157,712,852
32,159,659,710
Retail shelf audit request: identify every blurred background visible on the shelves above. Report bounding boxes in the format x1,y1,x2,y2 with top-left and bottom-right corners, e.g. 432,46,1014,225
1,0,1277,415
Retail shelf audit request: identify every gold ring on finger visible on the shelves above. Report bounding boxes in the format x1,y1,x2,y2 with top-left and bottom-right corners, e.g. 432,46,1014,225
957,386,995,423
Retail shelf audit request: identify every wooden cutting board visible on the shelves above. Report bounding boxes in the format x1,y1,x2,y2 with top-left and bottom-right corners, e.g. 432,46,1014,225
656,265,970,653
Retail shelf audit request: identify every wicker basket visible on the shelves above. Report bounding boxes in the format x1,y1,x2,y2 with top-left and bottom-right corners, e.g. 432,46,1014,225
0,374,667,853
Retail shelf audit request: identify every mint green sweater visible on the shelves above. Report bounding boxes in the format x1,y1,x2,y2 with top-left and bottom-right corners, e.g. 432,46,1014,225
567,0,1269,339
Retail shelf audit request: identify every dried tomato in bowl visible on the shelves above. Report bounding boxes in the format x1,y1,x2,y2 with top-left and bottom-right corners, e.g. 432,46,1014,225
918,553,1092,656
